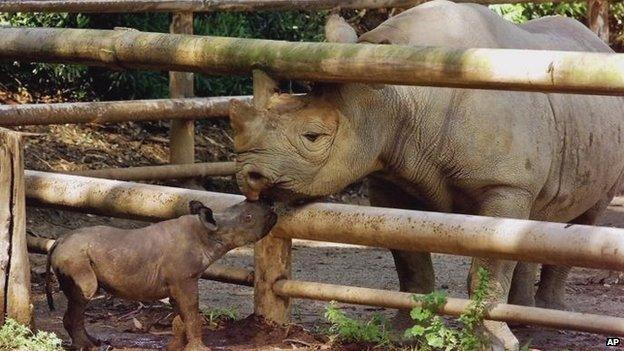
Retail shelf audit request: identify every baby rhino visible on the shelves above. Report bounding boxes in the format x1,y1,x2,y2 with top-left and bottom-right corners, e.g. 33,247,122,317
46,200,277,351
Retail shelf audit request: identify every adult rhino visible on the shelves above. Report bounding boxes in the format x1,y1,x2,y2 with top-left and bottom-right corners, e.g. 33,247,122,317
230,1,624,349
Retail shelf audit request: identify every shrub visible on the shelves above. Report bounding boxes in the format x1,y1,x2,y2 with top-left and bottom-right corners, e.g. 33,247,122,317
0,318,63,351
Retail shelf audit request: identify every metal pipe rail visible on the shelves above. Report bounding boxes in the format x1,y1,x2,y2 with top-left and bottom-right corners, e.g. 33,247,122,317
0,0,571,13
0,96,251,126
273,279,624,336
23,171,624,271
25,235,254,286
2,27,624,96
66,162,237,180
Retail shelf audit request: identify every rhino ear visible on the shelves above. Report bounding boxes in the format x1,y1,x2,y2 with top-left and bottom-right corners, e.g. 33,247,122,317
229,99,258,135
325,14,358,43
198,207,218,232
189,200,205,215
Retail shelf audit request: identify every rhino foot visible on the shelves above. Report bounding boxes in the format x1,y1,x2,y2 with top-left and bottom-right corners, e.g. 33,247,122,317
481,320,519,351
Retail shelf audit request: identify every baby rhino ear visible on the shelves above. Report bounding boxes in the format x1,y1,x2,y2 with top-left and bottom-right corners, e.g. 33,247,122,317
199,207,218,232
189,200,205,215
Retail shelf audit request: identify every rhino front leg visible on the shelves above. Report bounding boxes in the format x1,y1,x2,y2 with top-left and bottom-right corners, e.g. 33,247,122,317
368,178,435,330
470,187,534,351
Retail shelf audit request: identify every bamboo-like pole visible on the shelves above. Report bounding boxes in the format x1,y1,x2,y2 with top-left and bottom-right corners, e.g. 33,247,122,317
0,0,572,13
0,130,32,326
0,96,251,126
273,279,624,336
23,171,624,271
2,28,624,96
65,162,236,181
169,12,195,167
25,235,254,286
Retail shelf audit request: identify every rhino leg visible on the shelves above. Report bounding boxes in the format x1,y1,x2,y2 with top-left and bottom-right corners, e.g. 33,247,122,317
168,279,209,351
368,178,435,330
58,273,98,351
469,187,534,351
535,193,611,310
508,262,538,307
166,298,188,351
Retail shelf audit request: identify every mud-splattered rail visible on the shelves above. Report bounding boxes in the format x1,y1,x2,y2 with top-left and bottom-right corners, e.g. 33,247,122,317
273,279,624,336
2,27,624,95
23,171,624,271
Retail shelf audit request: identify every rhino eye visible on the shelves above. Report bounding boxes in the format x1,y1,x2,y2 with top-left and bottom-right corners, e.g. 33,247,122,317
303,132,321,142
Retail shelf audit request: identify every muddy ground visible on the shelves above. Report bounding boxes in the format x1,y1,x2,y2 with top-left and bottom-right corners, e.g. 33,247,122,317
3,90,623,351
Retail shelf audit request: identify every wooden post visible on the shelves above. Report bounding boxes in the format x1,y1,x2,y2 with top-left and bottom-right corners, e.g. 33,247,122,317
252,70,291,324
0,129,32,326
169,12,195,165
588,0,609,44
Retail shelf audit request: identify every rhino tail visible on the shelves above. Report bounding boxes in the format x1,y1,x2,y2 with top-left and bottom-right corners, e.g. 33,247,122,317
45,240,60,311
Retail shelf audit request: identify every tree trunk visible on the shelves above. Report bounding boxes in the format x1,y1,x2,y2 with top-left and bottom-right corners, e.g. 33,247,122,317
0,129,32,326
588,0,609,44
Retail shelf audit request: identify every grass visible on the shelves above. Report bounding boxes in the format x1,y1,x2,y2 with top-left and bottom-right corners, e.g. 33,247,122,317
0,318,63,351
323,268,499,350
201,307,238,327
324,302,392,347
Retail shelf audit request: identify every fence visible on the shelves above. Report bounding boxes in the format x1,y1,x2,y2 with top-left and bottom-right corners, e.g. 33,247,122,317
0,0,611,181
0,0,622,340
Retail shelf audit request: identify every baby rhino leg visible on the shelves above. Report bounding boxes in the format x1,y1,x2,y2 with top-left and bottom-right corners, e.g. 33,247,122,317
166,298,188,351
169,280,210,351
57,258,99,350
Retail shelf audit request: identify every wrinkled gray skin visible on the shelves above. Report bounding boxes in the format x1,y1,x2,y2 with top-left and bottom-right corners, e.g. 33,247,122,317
231,1,624,350
47,200,277,351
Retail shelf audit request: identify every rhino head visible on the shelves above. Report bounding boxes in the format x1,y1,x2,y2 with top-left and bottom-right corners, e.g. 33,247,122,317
230,15,388,202
231,87,386,202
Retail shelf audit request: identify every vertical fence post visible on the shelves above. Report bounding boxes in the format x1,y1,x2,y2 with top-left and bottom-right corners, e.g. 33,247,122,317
169,12,195,165
0,129,32,326
588,0,609,43
252,70,292,323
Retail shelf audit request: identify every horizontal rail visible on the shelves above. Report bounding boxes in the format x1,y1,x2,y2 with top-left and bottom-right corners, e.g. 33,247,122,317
0,0,570,13
273,279,624,336
2,28,624,95
0,96,251,126
23,171,624,271
26,235,254,286
64,162,236,181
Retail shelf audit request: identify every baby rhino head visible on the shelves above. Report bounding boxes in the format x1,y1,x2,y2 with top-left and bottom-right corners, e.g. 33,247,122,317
189,200,277,248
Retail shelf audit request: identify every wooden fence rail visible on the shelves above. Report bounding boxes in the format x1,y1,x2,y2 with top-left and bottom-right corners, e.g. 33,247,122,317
1,27,623,95
0,96,250,126
21,170,624,334
66,162,236,180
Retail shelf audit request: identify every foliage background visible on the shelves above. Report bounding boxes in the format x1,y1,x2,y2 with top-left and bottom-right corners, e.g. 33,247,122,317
1,3,623,102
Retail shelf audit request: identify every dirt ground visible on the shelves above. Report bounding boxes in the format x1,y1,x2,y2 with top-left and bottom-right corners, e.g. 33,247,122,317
3,90,623,351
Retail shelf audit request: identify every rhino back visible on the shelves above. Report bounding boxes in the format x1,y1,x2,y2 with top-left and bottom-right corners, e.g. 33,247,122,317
357,0,624,221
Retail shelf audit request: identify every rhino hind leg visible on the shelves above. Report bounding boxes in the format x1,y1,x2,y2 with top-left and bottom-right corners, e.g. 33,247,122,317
58,273,98,351
535,193,611,310
508,262,539,307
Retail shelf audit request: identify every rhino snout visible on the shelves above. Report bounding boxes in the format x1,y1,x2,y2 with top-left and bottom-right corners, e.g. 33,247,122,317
239,164,271,201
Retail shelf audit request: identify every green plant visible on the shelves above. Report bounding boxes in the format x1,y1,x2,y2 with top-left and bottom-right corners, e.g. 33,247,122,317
324,302,392,347
201,307,238,326
0,318,63,351
404,268,491,351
